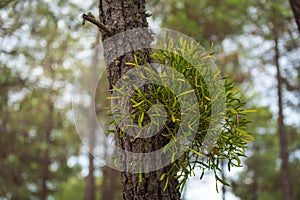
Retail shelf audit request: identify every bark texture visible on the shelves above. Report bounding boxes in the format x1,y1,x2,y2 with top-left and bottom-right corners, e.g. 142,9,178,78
274,37,292,200
98,0,181,199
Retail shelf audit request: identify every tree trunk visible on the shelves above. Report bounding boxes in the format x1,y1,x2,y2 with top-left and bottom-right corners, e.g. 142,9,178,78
40,101,54,200
252,174,258,200
290,0,300,34
84,35,101,200
252,146,259,200
101,165,122,200
98,0,181,199
84,152,96,200
274,36,292,200
101,137,122,200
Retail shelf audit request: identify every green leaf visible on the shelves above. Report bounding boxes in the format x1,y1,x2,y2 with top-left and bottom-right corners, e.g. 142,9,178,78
125,62,138,67
163,177,169,191
132,100,144,108
188,148,204,157
177,89,194,97
160,173,166,181
138,112,144,127
139,172,143,183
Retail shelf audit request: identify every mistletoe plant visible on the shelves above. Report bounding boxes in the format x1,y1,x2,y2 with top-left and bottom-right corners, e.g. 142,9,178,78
108,36,253,192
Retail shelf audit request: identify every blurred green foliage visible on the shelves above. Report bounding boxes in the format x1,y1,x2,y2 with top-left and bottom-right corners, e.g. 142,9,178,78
0,0,86,199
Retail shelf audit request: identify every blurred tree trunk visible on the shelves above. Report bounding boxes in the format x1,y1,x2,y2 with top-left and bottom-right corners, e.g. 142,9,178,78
84,152,96,200
100,148,122,200
252,145,259,200
97,0,181,199
289,0,300,34
253,175,258,200
83,63,97,200
274,36,292,200
84,34,102,200
40,101,54,200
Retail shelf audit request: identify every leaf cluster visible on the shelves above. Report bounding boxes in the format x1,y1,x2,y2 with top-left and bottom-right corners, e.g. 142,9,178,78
109,36,253,191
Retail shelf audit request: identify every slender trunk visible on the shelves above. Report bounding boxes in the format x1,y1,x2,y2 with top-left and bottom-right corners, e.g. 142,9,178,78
101,163,122,200
98,0,181,199
40,102,54,200
274,36,291,200
101,139,122,200
84,152,96,200
84,35,101,200
253,174,258,200
253,146,259,200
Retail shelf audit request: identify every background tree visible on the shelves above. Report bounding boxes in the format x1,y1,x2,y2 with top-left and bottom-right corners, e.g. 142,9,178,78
0,1,85,199
245,1,299,199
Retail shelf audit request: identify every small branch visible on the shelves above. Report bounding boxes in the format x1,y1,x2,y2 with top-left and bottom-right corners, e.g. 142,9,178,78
82,13,112,35
281,77,300,91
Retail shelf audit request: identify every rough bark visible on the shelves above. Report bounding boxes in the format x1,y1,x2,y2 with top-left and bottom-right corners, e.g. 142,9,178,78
290,0,300,34
98,0,181,199
274,37,292,200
